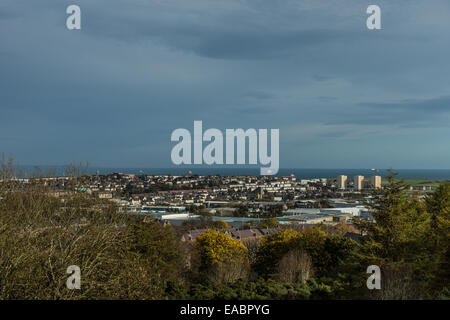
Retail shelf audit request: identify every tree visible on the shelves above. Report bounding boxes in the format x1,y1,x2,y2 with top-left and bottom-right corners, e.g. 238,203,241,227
297,227,327,266
195,229,249,284
255,229,301,277
426,183,450,246
234,205,249,217
277,249,313,284
212,220,231,230
354,171,435,298
0,160,185,299
128,221,183,279
355,172,431,263
258,218,279,229
425,182,450,291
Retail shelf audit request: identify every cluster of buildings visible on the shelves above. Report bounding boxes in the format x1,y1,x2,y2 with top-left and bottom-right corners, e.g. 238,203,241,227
9,172,381,221
4,172,381,231
67,173,382,230
20,172,445,234
337,175,382,190
3,171,431,244
4,170,440,245
77,174,385,207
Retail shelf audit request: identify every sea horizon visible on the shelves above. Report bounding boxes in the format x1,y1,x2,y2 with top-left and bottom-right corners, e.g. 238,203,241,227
12,166,450,180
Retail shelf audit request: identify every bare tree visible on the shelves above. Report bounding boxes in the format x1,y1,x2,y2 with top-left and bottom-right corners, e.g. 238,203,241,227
209,261,249,285
277,249,313,284
371,265,423,300
0,160,183,299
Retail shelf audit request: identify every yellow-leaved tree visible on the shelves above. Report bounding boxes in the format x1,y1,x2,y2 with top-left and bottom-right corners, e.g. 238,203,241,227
195,229,249,284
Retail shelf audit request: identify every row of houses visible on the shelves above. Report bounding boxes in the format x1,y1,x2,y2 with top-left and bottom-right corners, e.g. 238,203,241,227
181,228,278,242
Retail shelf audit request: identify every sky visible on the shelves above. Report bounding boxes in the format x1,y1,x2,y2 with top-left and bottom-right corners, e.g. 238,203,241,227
1,0,450,169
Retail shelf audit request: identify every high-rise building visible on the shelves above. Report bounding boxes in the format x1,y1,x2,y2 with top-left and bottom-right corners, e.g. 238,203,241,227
372,175,382,189
354,175,364,190
337,175,347,189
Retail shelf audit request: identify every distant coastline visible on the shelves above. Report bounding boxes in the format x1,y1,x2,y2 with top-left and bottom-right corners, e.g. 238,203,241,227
14,166,450,180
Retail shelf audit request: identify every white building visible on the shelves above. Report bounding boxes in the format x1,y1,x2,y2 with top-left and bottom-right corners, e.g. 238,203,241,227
372,175,382,189
354,175,364,191
337,175,347,189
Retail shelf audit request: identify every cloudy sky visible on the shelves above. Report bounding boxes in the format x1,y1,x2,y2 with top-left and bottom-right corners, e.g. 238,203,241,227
1,0,450,169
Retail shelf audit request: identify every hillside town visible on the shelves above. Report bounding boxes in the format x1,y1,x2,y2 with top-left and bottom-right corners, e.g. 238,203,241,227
15,173,386,234
9,171,439,244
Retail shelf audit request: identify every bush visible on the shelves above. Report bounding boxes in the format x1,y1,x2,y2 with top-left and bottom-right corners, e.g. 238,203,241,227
0,174,184,299
195,229,249,284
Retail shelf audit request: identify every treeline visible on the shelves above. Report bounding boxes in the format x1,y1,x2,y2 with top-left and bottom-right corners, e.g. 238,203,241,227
0,161,449,299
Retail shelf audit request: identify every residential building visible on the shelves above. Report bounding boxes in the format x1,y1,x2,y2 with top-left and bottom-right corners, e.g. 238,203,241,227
337,175,347,189
354,175,364,191
372,175,382,189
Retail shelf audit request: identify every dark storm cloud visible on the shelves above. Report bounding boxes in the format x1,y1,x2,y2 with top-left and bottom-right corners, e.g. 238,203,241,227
361,96,450,114
325,96,450,127
181,30,352,60
80,1,429,64
81,2,362,61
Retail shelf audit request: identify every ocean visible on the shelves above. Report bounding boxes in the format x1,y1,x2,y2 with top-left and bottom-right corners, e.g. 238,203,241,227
15,166,450,180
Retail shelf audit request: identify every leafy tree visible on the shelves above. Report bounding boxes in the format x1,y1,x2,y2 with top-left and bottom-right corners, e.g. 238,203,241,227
425,183,450,291
354,172,435,298
258,218,280,229
234,205,249,217
128,221,183,281
195,229,249,284
355,173,431,263
212,220,231,230
166,277,344,300
296,227,327,268
255,229,301,276
426,183,450,246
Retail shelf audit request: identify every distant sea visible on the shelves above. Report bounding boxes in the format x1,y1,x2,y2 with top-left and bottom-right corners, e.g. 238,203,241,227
15,166,450,180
